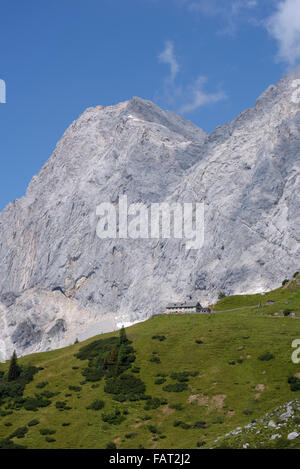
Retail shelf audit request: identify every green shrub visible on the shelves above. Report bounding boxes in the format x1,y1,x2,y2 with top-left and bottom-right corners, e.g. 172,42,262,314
192,421,209,429
212,415,224,424
104,374,146,400
55,401,71,411
45,437,56,443
242,408,253,415
102,407,126,425
163,383,188,392
288,376,300,391
150,356,161,364
22,396,51,411
282,279,289,286
195,339,203,344
258,352,274,361
196,441,206,448
152,335,166,342
154,378,166,385
36,381,48,389
283,309,292,316
0,410,13,416
147,425,161,434
62,422,71,426
28,419,39,427
170,403,184,411
170,371,197,382
0,438,27,449
125,432,138,439
39,428,56,435
106,441,117,449
86,399,105,411
173,420,190,429
68,385,81,392
144,397,163,410
10,426,28,439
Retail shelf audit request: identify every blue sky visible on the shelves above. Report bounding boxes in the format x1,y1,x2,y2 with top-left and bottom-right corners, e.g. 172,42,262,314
0,0,300,210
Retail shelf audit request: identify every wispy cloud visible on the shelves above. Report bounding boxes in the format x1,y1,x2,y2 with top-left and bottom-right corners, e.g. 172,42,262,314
158,41,179,83
179,76,227,113
266,0,300,66
157,42,226,114
179,0,258,35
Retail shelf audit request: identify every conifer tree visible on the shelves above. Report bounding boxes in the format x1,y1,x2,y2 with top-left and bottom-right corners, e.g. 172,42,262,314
119,326,128,345
7,350,21,381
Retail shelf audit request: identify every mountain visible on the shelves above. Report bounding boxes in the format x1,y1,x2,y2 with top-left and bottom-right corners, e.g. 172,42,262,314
0,75,299,358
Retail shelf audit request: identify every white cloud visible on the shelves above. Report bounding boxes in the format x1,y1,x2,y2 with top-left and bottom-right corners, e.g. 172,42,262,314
266,0,300,66
180,0,258,35
179,76,227,113
157,42,226,114
158,41,179,83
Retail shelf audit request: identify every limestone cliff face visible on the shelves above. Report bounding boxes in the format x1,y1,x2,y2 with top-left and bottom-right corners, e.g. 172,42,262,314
0,76,299,359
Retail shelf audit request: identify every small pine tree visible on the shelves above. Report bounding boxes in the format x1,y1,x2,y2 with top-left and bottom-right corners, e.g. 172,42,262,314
7,350,21,381
115,344,127,376
119,326,128,345
108,347,117,365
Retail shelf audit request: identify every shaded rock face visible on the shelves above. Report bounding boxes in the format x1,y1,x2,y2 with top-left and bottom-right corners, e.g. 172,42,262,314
0,76,299,358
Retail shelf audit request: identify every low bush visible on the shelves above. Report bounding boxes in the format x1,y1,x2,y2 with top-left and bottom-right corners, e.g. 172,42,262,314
150,356,161,364
152,335,166,342
39,429,56,435
22,396,51,411
154,378,166,385
106,441,117,449
258,353,274,361
86,399,105,411
0,438,27,449
147,425,161,434
55,401,71,411
10,426,28,439
68,385,81,392
36,381,48,389
125,432,138,439
102,407,126,425
170,403,184,411
283,309,292,316
28,419,39,427
104,373,146,401
163,383,188,392
288,376,300,391
144,397,163,411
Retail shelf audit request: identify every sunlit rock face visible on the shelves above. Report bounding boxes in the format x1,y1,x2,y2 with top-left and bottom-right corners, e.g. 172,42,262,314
0,74,299,358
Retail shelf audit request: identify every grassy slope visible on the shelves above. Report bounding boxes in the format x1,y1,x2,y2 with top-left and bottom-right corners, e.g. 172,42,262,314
1,277,300,449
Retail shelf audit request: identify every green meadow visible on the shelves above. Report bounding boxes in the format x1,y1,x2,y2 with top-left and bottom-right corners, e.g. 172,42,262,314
1,275,300,449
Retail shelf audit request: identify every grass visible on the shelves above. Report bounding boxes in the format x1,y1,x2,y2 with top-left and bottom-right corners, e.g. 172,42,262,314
1,276,300,449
